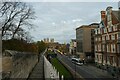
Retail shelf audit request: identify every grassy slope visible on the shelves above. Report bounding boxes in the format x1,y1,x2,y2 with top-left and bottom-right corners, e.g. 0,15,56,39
51,58,73,78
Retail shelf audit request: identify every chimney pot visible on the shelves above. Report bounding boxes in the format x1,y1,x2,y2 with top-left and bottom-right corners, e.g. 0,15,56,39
101,11,106,20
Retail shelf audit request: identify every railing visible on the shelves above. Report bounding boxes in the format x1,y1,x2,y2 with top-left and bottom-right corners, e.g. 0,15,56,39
44,56,63,80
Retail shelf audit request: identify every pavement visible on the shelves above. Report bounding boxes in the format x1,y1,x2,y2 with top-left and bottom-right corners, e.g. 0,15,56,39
27,54,44,80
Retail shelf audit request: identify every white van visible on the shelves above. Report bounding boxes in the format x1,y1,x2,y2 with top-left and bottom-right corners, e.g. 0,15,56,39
71,58,83,66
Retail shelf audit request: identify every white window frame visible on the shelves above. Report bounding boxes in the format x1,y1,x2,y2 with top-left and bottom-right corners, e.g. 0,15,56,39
113,25,118,31
102,36,105,41
111,34,115,40
106,35,109,40
104,28,107,33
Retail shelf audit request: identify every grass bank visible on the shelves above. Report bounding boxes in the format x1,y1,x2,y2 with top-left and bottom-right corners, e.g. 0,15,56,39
51,57,73,79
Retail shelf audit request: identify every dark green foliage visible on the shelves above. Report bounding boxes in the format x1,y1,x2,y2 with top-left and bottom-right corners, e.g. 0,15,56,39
37,40,47,53
2,39,38,53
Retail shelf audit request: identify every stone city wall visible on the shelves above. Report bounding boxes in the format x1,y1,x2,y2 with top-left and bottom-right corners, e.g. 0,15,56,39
2,50,38,79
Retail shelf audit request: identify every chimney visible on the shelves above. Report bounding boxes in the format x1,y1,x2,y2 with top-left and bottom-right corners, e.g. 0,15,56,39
101,11,106,21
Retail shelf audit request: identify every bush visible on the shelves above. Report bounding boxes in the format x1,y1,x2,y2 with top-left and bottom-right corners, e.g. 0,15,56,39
2,39,38,53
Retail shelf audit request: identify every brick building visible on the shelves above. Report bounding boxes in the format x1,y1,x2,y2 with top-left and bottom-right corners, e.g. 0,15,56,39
94,6,120,75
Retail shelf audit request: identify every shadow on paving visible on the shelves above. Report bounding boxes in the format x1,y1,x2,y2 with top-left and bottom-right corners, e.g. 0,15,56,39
27,55,44,80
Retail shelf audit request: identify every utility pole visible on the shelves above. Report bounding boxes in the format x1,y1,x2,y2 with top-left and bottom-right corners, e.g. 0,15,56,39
75,62,76,80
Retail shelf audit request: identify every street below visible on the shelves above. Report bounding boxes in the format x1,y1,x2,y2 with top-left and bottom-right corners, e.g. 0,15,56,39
57,53,114,80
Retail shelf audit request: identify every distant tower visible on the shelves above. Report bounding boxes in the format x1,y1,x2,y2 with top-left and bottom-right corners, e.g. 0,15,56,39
44,38,46,43
47,38,49,43
50,38,54,43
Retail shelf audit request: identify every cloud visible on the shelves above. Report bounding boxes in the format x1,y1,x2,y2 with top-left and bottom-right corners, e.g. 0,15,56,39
72,19,82,23
29,2,118,43
52,22,56,25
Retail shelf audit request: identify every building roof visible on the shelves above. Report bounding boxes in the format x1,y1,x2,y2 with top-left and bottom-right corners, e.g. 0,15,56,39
76,23,98,30
89,23,99,26
76,25,88,30
112,10,120,22
101,10,120,28
71,39,76,42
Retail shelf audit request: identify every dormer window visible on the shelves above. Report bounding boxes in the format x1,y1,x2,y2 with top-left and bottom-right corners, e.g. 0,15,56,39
107,11,111,22
95,29,98,34
98,28,100,34
106,6,112,27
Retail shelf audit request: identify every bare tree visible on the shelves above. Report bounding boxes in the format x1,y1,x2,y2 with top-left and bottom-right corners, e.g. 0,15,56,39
0,2,35,42
12,5,35,38
0,2,24,36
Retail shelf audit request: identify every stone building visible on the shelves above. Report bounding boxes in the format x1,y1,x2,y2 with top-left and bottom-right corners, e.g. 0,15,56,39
76,23,98,62
43,38,60,50
69,39,76,55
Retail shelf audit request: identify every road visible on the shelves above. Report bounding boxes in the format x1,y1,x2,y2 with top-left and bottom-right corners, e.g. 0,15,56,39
57,53,114,80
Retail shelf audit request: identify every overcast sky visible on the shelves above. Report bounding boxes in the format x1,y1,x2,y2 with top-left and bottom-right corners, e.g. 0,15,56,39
28,2,118,43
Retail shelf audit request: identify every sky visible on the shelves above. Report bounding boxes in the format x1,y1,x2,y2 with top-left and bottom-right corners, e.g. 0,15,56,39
27,2,119,43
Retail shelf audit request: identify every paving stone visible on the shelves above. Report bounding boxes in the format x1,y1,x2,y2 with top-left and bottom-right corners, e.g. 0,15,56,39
28,55,44,79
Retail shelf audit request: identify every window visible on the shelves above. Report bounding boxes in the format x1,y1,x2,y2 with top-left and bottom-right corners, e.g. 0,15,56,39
95,45,97,51
96,55,99,61
108,26,112,32
99,37,101,41
98,28,100,34
102,36,105,41
106,35,109,40
104,28,107,33
113,44,116,53
111,44,116,53
107,10,112,22
111,34,115,40
95,29,98,34
109,35,111,40
98,44,101,51
107,44,110,52
113,25,118,31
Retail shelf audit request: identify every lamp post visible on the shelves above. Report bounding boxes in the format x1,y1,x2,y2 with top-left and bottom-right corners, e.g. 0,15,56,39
75,61,76,80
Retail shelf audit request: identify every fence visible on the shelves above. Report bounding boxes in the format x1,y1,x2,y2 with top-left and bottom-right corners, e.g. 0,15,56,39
44,56,64,80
